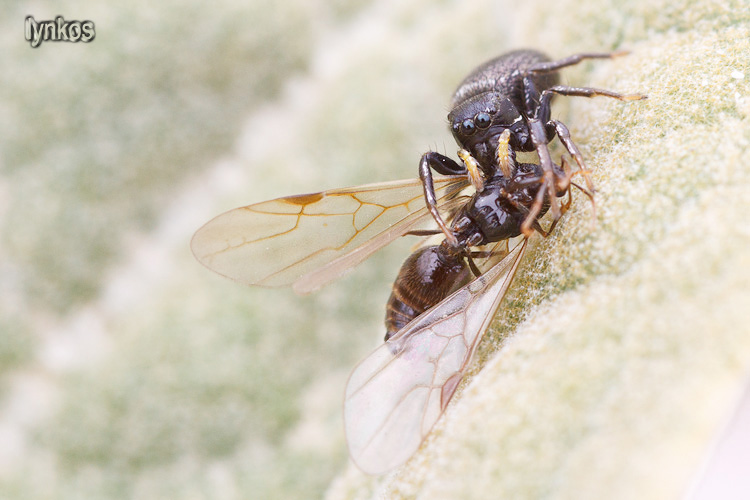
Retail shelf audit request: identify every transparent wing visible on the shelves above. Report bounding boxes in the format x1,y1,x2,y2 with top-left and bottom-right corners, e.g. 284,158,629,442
344,237,528,475
191,176,469,292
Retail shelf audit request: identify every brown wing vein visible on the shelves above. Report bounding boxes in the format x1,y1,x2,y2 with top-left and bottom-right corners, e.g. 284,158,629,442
202,182,450,263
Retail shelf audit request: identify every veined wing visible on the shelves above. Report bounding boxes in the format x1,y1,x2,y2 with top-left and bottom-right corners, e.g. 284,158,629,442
344,237,528,475
191,176,469,292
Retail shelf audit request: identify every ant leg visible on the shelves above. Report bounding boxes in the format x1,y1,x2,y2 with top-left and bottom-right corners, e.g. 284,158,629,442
547,155,601,234
557,155,591,208
404,229,442,237
468,249,497,259
560,160,574,219
419,152,464,246
545,216,562,236
518,162,577,238
546,156,598,234
466,255,482,278
495,179,547,238
520,173,552,236
466,240,513,275
532,220,550,238
570,180,597,225
526,51,630,74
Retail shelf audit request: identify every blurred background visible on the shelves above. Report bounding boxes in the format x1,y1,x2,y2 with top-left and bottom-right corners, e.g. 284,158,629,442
3,1,520,498
3,0,750,499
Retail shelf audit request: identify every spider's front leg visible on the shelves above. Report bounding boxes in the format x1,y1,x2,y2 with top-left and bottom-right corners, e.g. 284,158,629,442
526,52,646,188
519,71,568,231
418,151,465,246
537,86,646,193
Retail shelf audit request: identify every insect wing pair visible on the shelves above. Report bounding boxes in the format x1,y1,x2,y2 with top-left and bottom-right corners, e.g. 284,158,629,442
191,175,529,474
345,237,526,474
191,176,467,293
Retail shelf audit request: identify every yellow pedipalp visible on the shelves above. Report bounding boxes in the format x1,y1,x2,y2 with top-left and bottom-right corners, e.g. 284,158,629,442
496,129,514,179
457,149,484,192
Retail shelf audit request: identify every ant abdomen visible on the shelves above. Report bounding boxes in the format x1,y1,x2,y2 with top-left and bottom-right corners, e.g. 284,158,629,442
384,244,469,341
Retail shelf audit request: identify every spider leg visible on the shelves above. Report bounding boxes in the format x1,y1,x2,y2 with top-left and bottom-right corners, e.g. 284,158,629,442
543,85,647,102
521,74,566,225
526,116,561,220
547,119,595,193
419,152,465,246
526,51,630,74
539,83,645,187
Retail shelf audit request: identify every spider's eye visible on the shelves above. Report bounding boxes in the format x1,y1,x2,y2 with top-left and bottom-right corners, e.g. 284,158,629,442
461,119,476,135
452,122,461,134
475,112,491,128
